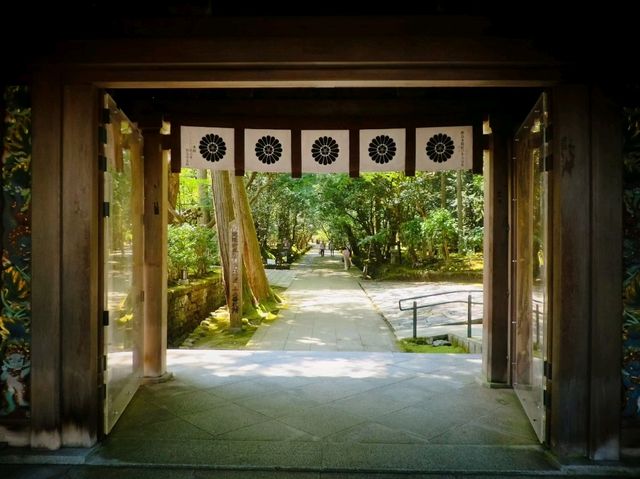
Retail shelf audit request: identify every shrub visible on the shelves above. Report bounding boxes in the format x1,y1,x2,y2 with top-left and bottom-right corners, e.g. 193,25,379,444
168,224,218,282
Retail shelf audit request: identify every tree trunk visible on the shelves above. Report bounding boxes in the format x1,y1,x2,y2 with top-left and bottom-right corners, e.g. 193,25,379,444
211,171,233,303
212,171,258,330
344,225,361,258
168,171,180,224
230,174,274,303
198,169,211,225
456,170,464,251
440,172,447,208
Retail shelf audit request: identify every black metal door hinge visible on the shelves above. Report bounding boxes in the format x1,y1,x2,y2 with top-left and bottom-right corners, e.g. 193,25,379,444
544,360,552,380
102,201,110,218
98,126,107,145
102,310,109,326
101,108,111,124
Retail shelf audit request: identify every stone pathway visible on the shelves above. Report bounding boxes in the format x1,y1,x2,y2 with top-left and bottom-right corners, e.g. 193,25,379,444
264,247,484,345
11,349,545,475
248,249,398,351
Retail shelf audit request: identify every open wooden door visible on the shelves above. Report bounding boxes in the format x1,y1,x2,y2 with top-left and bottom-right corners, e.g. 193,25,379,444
100,94,144,434
512,93,551,443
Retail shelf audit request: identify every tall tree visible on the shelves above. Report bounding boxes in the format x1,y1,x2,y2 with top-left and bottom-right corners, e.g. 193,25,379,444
230,174,274,303
211,171,233,302
212,170,256,330
197,169,211,224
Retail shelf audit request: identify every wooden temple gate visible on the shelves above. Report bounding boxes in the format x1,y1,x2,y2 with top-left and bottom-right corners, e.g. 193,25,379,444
0,17,624,461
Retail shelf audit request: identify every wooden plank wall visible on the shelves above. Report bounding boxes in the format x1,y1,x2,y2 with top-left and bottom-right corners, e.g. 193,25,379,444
30,72,63,449
60,85,100,447
482,117,510,385
143,133,168,378
514,130,533,387
550,85,591,457
589,88,622,460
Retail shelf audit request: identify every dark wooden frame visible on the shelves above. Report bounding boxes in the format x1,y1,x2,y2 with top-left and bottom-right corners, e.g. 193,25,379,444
12,23,623,460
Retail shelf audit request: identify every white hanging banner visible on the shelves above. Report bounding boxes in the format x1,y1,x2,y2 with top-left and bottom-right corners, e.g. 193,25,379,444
416,126,472,172
359,129,406,172
244,129,292,173
181,126,235,170
301,130,349,173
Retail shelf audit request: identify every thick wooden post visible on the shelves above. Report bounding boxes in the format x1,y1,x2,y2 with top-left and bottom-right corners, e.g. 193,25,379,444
482,118,510,385
60,84,100,447
550,85,591,457
30,72,62,449
143,133,168,379
589,87,622,460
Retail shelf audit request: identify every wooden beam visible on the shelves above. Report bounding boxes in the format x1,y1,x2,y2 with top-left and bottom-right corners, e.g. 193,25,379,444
170,113,485,132
482,119,510,385
54,35,559,67
169,124,182,174
30,71,63,449
71,68,562,90
291,129,301,178
472,115,484,174
60,84,100,447
549,85,590,457
589,87,622,460
143,133,168,378
349,130,359,178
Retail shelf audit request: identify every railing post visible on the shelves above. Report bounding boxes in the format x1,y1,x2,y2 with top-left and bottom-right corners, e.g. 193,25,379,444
467,294,472,338
535,303,540,347
413,301,417,339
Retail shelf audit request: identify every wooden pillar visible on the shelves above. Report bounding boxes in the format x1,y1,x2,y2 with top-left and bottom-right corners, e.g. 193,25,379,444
588,87,622,460
143,133,168,379
482,118,510,385
60,84,100,447
550,85,591,457
30,71,63,449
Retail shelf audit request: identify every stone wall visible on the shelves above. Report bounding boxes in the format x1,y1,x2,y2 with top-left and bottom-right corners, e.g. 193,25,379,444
167,272,225,346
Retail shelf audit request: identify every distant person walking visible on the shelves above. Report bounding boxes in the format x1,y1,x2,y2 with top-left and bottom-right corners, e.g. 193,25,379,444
319,241,326,257
342,246,351,270
328,241,334,256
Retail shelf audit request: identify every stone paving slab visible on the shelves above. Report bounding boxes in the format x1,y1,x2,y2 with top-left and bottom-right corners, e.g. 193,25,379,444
250,250,398,352
4,350,639,476
49,351,546,472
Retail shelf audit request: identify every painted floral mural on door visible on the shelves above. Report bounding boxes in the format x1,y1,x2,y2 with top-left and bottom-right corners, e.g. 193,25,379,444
624,107,640,422
0,86,31,419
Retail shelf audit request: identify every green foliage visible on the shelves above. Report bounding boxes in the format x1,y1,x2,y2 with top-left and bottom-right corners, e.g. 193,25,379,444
422,208,457,259
375,252,483,281
247,170,483,277
168,224,218,282
179,287,283,349
248,173,319,257
1,85,32,357
623,107,640,418
176,168,213,223
397,338,467,353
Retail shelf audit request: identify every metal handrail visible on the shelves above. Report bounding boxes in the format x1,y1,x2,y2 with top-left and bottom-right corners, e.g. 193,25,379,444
398,289,545,342
398,289,483,311
398,289,483,340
